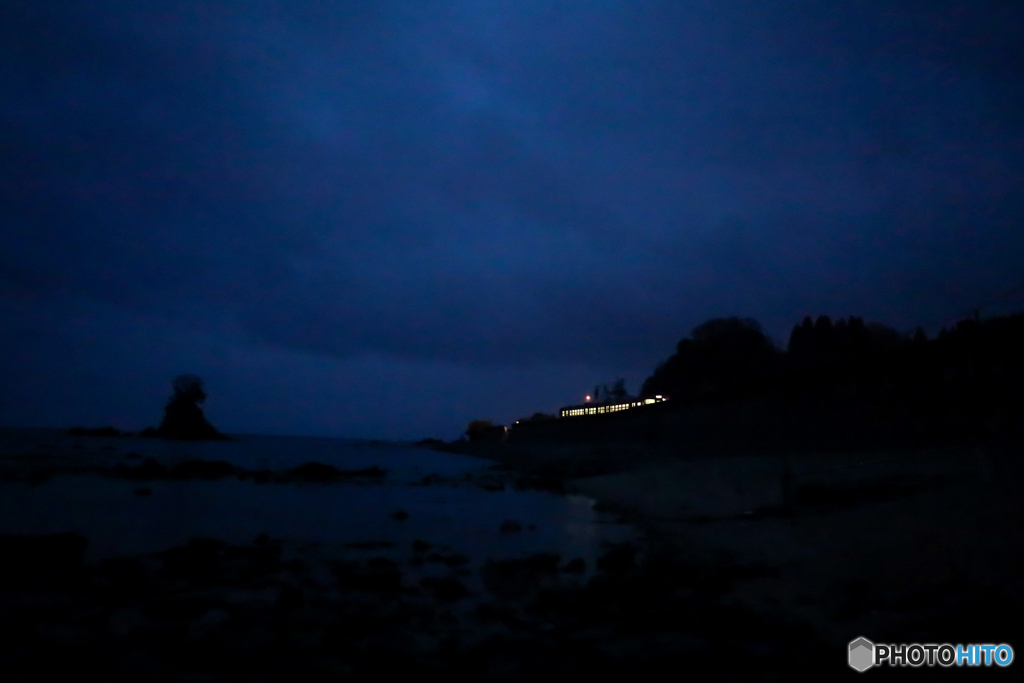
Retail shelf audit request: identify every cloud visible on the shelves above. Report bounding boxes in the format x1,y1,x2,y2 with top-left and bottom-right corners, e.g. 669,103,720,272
1,0,1023,407
0,294,640,438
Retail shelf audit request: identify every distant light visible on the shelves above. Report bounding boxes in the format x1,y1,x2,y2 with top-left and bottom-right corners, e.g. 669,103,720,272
656,395,662,398
585,395,591,401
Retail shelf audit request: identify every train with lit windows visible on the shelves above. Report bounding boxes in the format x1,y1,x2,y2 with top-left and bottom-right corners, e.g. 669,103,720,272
559,395,667,418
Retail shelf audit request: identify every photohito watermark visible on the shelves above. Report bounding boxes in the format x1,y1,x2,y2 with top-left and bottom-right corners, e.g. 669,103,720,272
849,637,1014,672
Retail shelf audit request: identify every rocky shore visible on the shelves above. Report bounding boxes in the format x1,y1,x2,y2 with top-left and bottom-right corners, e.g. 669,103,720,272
2,436,1022,680
427,436,1024,677
0,528,837,682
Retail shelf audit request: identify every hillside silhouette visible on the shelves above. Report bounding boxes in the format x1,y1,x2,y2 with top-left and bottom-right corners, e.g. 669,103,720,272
639,312,1024,407
510,312,1024,450
640,317,781,400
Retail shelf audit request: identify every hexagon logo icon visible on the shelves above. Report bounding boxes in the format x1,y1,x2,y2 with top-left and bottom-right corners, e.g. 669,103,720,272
849,637,875,672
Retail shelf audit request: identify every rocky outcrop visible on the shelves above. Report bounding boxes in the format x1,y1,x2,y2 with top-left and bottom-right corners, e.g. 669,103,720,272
156,397,227,440
151,375,229,441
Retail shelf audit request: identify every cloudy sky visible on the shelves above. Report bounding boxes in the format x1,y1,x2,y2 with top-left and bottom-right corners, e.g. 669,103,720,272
2,1,1023,439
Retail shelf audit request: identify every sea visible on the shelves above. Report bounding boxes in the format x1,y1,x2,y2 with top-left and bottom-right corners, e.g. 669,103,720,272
0,429,639,585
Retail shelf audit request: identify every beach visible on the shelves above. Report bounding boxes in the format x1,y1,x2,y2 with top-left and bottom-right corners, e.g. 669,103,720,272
438,436,1024,674
567,444,1024,646
2,430,1022,680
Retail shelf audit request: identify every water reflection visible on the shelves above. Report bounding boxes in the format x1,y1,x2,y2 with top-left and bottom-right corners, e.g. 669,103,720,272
0,430,638,583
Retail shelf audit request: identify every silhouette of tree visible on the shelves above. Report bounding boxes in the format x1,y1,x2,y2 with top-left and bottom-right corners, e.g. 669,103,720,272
613,309,1024,450
787,315,815,355
465,419,494,441
610,378,628,402
641,317,778,399
593,379,629,403
466,419,508,443
786,315,906,373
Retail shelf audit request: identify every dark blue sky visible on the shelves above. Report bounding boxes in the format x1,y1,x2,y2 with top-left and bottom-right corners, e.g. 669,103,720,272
2,1,1023,439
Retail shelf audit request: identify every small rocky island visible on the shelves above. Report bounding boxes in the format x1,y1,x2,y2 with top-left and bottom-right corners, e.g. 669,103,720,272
142,374,229,440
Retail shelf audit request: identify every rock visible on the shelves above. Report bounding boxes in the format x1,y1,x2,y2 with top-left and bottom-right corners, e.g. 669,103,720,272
154,379,228,441
480,554,562,600
519,553,561,572
391,510,410,521
157,538,226,581
562,558,586,574
441,553,470,567
26,471,52,486
331,559,402,594
514,475,564,492
145,594,219,621
171,459,236,480
96,557,150,599
275,584,304,612
285,462,388,482
0,532,88,583
347,465,387,478
286,461,343,481
475,601,521,625
250,470,272,484
420,576,468,601
189,608,229,639
345,541,396,550
596,543,638,573
112,457,168,481
411,540,432,553
285,558,311,574
304,660,354,678
109,606,147,637
67,426,122,437
224,544,282,564
499,519,522,534
367,557,397,571
482,554,561,577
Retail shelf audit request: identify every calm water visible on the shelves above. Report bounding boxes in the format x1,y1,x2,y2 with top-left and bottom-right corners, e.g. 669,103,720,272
0,429,638,580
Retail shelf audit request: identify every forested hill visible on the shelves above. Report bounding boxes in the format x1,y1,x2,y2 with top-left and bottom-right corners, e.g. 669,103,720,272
509,313,1024,451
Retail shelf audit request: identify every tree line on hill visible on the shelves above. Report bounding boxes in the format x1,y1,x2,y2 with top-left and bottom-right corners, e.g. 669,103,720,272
639,312,1024,410
481,311,1024,448
460,311,1024,443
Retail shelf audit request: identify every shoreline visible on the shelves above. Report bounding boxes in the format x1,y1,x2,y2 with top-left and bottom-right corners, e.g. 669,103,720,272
423,437,1024,654
2,435,1021,679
